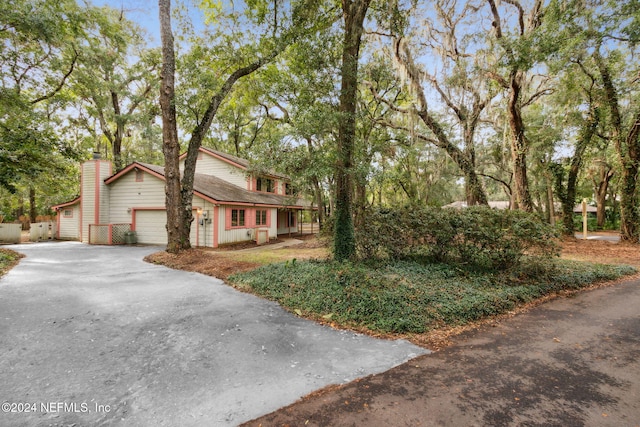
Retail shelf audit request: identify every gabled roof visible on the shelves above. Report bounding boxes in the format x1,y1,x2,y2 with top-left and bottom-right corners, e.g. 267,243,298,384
52,196,81,210
105,162,309,209
181,146,290,180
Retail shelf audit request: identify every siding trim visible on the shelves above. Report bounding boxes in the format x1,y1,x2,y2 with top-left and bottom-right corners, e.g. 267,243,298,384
213,205,219,248
80,163,85,241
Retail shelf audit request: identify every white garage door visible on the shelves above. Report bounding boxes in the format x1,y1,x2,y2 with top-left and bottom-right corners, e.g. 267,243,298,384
135,210,199,246
135,210,168,245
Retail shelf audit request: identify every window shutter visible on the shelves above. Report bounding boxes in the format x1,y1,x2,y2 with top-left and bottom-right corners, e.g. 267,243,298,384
266,209,271,227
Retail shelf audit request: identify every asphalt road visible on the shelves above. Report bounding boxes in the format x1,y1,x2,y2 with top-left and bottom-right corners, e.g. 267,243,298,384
0,242,425,427
245,276,640,426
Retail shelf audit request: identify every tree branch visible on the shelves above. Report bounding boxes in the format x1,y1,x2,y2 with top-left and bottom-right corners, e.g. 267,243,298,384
126,84,153,116
363,80,414,114
522,88,554,108
502,0,525,35
30,48,78,104
486,0,503,39
478,172,512,194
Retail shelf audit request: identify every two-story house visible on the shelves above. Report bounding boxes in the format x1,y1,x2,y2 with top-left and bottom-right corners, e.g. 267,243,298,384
53,147,310,247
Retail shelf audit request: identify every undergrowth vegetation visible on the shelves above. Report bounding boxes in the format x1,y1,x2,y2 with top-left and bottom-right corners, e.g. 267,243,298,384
230,259,636,334
230,207,636,335
0,249,22,278
355,206,559,269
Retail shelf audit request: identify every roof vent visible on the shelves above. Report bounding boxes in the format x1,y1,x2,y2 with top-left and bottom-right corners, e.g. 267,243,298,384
92,151,102,160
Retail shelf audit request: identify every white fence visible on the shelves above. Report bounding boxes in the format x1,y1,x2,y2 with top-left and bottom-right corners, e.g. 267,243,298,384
0,223,22,244
30,222,56,242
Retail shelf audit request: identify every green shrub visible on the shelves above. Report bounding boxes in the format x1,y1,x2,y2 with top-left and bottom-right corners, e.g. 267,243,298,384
355,206,559,270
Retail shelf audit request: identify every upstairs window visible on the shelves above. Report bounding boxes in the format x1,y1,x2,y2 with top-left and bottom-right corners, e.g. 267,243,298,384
256,177,274,193
285,183,295,196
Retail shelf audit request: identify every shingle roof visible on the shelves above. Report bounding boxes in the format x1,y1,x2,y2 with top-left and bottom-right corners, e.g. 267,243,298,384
138,163,309,208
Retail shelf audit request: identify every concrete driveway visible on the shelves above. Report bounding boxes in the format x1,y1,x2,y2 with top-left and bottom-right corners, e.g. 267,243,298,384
0,242,425,427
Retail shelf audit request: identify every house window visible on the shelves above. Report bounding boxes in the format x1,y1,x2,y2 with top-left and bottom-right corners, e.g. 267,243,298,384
135,169,144,182
231,209,245,227
63,209,73,218
287,211,296,227
256,177,274,193
285,183,295,196
256,209,267,226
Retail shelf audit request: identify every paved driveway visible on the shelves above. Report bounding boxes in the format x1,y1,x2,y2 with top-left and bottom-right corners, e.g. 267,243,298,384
0,242,425,427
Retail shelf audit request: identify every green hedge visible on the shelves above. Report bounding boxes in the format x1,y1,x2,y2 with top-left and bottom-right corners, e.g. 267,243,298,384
355,206,559,270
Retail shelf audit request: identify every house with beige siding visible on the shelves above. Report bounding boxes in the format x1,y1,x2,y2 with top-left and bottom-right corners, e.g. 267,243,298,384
52,147,310,247
52,197,82,240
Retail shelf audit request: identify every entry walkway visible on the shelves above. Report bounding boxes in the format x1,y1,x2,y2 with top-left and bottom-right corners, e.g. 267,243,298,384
236,237,304,252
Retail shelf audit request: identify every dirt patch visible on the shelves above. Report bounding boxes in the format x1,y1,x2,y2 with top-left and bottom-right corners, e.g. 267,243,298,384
560,236,640,267
145,235,328,281
145,249,261,281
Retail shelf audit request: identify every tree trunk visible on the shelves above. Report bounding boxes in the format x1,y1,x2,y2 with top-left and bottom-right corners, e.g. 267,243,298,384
596,52,640,242
463,138,483,206
593,163,614,229
333,0,370,261
620,165,639,241
160,2,301,251
353,180,367,228
507,71,534,212
111,91,125,171
547,184,555,225
312,177,324,229
159,0,185,254
29,187,37,223
486,0,544,213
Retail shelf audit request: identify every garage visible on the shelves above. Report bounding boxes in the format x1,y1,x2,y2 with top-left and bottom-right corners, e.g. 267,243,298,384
134,209,198,245
134,209,199,246
134,210,168,245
